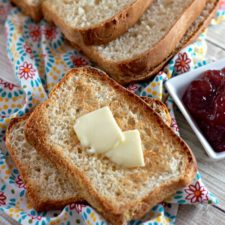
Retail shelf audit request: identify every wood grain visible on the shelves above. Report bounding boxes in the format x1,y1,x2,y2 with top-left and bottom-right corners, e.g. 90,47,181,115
177,205,225,225
206,22,225,50
0,25,19,85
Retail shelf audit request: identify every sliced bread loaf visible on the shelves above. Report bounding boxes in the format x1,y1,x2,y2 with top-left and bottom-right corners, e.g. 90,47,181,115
42,0,154,45
25,67,196,225
6,114,82,211
10,0,42,21
44,0,207,84
139,0,220,80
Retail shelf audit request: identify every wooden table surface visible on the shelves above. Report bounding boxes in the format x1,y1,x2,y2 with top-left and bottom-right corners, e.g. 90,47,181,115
1,18,225,225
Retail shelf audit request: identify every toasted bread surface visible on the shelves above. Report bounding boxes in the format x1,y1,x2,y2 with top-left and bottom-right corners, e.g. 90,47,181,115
25,67,196,225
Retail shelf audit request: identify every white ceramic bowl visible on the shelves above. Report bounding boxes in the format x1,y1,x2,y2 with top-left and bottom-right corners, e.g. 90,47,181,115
165,58,225,160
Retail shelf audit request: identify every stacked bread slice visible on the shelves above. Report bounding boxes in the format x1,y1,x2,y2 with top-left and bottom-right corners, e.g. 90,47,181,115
20,67,196,225
6,86,172,212
10,0,219,84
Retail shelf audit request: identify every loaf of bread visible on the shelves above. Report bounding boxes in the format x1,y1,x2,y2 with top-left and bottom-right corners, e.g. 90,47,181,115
25,67,197,225
11,0,218,84
43,0,207,84
70,0,219,84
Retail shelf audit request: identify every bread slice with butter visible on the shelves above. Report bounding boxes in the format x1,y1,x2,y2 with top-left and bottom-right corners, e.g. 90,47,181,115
6,114,82,211
25,67,197,225
5,96,170,211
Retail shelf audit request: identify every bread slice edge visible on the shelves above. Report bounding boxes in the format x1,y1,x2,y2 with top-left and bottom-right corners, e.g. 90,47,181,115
5,114,82,211
42,0,154,45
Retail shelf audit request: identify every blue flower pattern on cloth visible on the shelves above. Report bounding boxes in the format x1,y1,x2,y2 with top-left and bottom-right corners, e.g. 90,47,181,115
0,0,224,224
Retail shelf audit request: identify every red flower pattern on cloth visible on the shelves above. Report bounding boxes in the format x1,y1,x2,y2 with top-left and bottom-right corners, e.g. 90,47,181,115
71,55,88,67
70,203,86,214
0,191,7,206
44,25,56,41
219,1,225,10
28,214,42,221
185,181,209,203
127,84,139,93
24,43,33,55
19,62,36,80
0,79,17,90
29,25,41,41
171,118,179,132
0,4,11,20
0,5,7,17
174,52,191,73
15,175,26,188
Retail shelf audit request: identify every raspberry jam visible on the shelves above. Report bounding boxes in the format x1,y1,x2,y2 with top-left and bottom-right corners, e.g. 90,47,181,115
183,68,225,152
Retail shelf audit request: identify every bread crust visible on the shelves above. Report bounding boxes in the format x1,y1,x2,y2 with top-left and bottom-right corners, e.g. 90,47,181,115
141,97,172,127
70,0,212,84
42,0,154,45
6,114,82,211
119,0,220,84
10,0,42,22
25,67,197,225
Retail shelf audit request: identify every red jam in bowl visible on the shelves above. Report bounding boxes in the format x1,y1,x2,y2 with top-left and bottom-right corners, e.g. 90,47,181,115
182,68,225,152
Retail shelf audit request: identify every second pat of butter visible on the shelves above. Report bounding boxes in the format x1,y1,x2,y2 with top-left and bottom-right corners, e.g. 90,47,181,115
74,106,124,153
106,130,145,168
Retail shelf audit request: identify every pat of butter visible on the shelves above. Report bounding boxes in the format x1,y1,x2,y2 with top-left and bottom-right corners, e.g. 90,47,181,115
106,130,145,168
74,106,124,153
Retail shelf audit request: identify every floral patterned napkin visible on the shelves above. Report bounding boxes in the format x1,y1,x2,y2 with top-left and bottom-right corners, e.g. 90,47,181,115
0,1,224,225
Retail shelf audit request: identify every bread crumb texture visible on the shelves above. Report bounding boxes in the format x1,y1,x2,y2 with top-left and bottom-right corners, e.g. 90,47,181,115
8,119,79,201
44,0,136,28
96,0,193,60
25,0,40,5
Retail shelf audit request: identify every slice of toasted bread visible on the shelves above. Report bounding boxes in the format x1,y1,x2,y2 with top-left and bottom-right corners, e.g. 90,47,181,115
69,0,218,84
42,0,154,45
25,67,197,225
6,114,82,211
10,0,42,21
